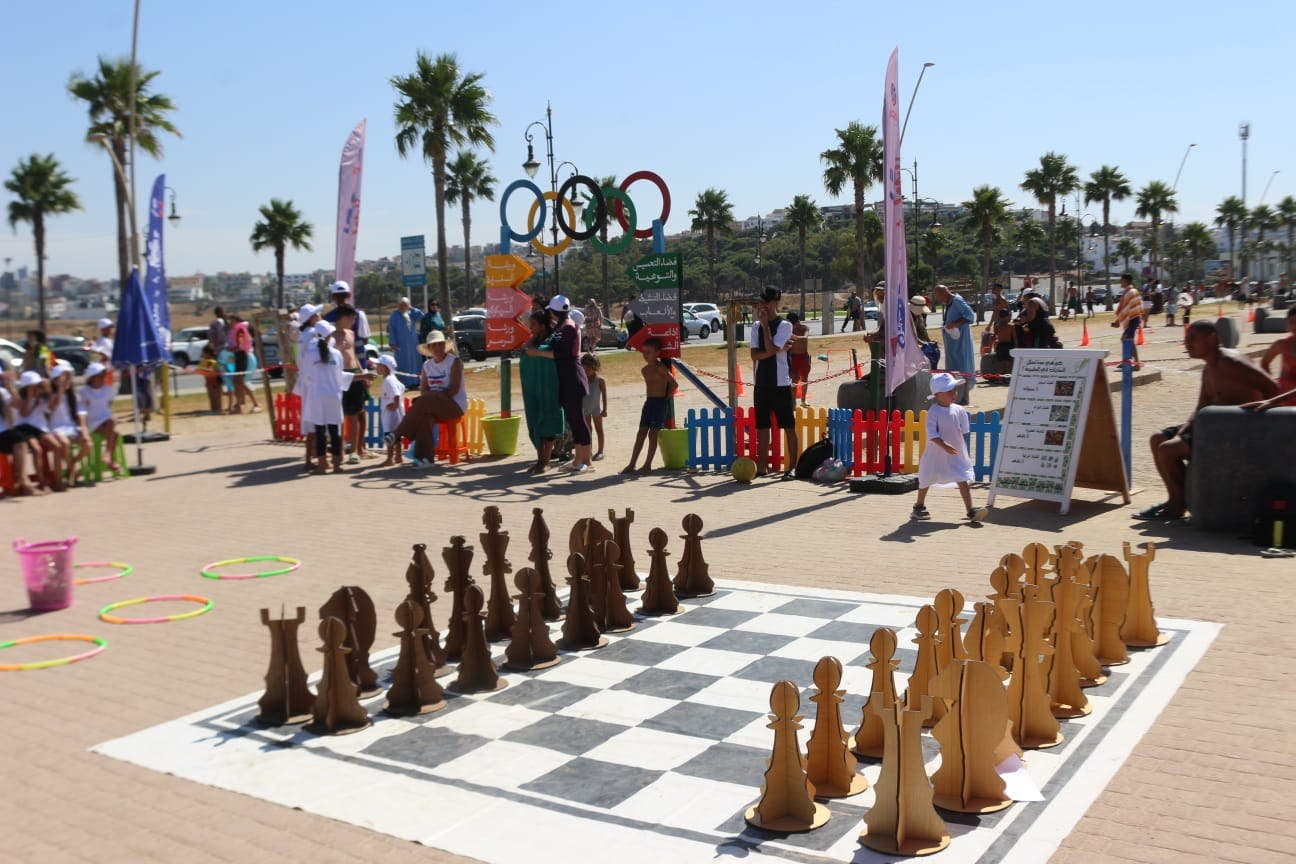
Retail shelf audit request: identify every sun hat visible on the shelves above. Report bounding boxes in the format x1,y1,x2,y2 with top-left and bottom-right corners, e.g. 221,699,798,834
418,330,448,356
909,295,931,312
17,370,42,388
546,295,571,313
375,353,397,371
298,303,322,321
329,280,352,296
85,361,107,379
313,321,336,339
97,317,114,330
50,361,73,380
928,372,960,397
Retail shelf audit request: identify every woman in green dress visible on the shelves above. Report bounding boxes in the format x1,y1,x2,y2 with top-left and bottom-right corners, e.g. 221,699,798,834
519,310,565,473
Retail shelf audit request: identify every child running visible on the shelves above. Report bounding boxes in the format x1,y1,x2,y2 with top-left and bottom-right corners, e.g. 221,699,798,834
580,353,607,460
912,373,988,524
375,353,407,466
622,337,678,474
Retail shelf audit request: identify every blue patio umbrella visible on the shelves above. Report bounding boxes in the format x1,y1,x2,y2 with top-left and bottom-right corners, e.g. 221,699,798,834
112,268,165,474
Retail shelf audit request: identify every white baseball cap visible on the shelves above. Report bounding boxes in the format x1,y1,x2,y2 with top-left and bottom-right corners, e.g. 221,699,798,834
398,296,410,306
330,281,352,296
85,361,107,379
375,353,397,371
50,361,73,380
546,295,571,312
17,370,42,388
928,372,961,396
313,321,336,339
298,303,322,321
97,317,114,330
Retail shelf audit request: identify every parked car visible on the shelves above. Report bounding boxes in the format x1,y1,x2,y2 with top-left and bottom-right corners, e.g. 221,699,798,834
682,302,725,333
681,309,712,339
45,334,85,350
450,315,489,361
1089,287,1110,306
460,307,487,319
0,338,22,372
859,302,882,322
52,346,93,375
170,326,210,365
598,321,629,349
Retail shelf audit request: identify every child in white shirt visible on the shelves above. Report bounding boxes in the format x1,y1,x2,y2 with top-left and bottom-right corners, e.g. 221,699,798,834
375,354,406,466
0,372,40,496
48,362,90,486
15,370,67,491
78,362,119,472
913,373,988,524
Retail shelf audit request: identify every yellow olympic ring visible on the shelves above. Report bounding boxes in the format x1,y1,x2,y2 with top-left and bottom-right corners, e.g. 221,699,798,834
526,191,577,256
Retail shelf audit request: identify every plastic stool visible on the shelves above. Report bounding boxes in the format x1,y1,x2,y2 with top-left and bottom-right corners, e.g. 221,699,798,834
88,433,130,483
434,418,470,465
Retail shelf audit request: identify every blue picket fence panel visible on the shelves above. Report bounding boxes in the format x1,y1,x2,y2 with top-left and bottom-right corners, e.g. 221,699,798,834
968,411,1001,481
685,407,735,470
826,408,857,469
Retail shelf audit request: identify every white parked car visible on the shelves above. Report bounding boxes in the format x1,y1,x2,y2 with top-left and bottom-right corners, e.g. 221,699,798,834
170,326,210,365
682,302,724,333
0,338,23,372
681,309,712,340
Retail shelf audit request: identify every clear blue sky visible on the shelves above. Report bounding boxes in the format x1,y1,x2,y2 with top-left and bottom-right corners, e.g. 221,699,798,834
2,0,1291,281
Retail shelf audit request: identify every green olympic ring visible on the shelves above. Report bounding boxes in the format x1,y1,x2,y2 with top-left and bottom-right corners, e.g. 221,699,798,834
584,187,637,256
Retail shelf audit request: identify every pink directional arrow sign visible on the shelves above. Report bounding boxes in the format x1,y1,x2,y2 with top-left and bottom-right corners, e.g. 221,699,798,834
484,254,535,352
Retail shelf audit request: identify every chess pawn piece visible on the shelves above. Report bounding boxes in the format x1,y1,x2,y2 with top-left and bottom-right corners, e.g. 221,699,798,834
859,694,950,856
807,657,868,797
558,553,606,651
600,540,635,633
319,586,380,695
1121,541,1168,648
1069,555,1107,687
852,628,900,759
1088,554,1130,666
384,600,447,716
905,605,945,729
638,528,679,616
744,680,831,832
608,508,641,590
1021,542,1050,586
407,544,447,669
503,568,560,671
1007,585,1063,749
256,606,314,726
673,513,715,598
930,660,1013,814
309,617,371,735
481,506,516,642
453,584,507,693
441,536,475,662
933,588,968,673
528,508,562,620
1046,546,1091,719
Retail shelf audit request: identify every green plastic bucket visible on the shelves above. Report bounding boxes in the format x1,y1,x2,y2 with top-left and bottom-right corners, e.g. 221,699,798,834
482,415,522,456
658,428,689,469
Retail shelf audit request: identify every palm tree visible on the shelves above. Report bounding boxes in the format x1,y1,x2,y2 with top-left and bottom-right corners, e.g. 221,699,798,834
1083,165,1131,310
445,150,496,307
250,199,313,309
5,154,82,332
820,122,883,292
1251,204,1280,282
1178,222,1216,281
1214,196,1247,280
962,186,1012,304
391,52,496,330
1134,181,1178,281
68,57,179,293
784,194,823,317
688,188,734,302
1020,152,1080,307
1014,217,1046,273
1114,237,1140,277
1279,195,1296,281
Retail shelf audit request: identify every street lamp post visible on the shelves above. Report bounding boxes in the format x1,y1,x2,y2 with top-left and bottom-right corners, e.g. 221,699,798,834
899,62,935,147
522,102,584,296
1240,122,1250,280
1168,143,1196,284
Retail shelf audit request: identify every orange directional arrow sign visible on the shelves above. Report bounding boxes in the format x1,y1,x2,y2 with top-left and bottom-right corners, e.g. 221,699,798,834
485,253,534,289
484,253,535,352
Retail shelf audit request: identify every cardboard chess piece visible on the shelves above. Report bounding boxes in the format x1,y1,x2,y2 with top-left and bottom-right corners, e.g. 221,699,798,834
528,508,562,620
600,540,635,633
1021,543,1050,587
504,568,560,671
929,660,1014,814
406,544,447,669
963,601,1006,667
384,600,447,716
1046,546,1091,719
998,553,1026,598
853,628,900,759
1088,554,1130,666
933,588,968,673
673,513,715,598
859,694,950,856
1068,553,1107,687
454,584,507,693
1007,585,1063,749
481,506,516,643
441,536,475,662
256,606,314,725
608,507,641,590
309,616,371,735
558,553,607,651
906,605,945,729
319,586,380,695
571,518,614,623
807,657,868,797
1121,541,1169,648
638,528,679,616
745,680,831,832
988,566,1018,672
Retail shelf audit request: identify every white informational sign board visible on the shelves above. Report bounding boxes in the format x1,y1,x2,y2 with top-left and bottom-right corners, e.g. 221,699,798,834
987,348,1129,515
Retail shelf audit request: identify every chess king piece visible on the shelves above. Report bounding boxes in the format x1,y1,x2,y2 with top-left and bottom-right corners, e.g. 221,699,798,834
806,657,868,797
1087,554,1130,666
1046,545,1091,719
673,513,715,598
744,680,831,832
571,518,615,623
933,588,968,674
929,660,1014,814
859,694,950,856
503,568,560,672
558,553,606,651
256,606,314,726
453,584,507,693
481,506,516,642
608,508,641,590
1007,584,1063,749
385,599,447,716
319,586,380,695
528,508,562,620
638,527,679,616
600,539,635,633
442,536,475,662
906,605,945,729
853,628,900,759
1121,541,1168,648
309,616,371,735
406,544,447,669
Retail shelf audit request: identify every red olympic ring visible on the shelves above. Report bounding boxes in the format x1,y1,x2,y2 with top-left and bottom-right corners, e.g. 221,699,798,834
616,171,671,239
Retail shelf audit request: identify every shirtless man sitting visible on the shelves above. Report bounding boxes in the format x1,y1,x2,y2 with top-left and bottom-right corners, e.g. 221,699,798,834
1136,319,1278,520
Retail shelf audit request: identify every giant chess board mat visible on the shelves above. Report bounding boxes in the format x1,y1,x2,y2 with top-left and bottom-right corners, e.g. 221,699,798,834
94,579,1218,863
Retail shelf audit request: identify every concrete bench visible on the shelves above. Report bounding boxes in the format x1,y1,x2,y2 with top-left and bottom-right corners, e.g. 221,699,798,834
1188,405,1296,532
1254,307,1289,335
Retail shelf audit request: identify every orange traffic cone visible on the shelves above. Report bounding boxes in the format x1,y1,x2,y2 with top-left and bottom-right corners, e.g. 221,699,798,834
736,362,746,397
1217,303,1224,319
1136,324,1146,346
1247,307,1256,323
1080,322,1090,347
795,381,806,402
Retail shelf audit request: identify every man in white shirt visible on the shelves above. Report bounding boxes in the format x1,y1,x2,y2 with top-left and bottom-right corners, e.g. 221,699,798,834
90,318,115,363
748,286,799,479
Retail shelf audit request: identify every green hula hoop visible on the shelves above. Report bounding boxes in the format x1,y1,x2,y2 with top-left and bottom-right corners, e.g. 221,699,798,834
200,556,301,581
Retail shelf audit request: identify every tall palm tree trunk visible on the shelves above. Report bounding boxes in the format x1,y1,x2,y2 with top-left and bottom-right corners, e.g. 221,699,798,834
1227,228,1236,279
1047,205,1057,307
707,228,717,302
35,214,47,333
600,223,610,314
853,181,867,291
798,227,807,318
432,158,452,332
981,229,992,300
1287,223,1294,280
461,197,473,305
276,248,285,309
111,146,130,293
1102,202,1114,310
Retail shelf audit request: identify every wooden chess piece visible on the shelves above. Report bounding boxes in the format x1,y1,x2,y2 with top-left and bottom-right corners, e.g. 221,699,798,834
319,586,380,695
406,544,447,669
988,566,1018,672
256,606,314,725
673,513,715,598
384,599,447,716
504,568,561,671
807,657,868,797
1121,541,1168,648
859,694,950,856
906,605,945,729
852,628,900,759
608,507,641,590
929,660,1014,814
453,584,506,693
558,553,606,651
744,680,831,832
441,536,475,662
638,528,679,616
1087,554,1130,666
1021,542,1050,587
1069,553,1107,687
571,518,614,623
1007,584,1063,749
528,508,562,620
600,540,635,633
963,601,1005,666
998,553,1026,598
309,616,371,735
481,506,516,643
933,588,968,673
1046,546,1092,718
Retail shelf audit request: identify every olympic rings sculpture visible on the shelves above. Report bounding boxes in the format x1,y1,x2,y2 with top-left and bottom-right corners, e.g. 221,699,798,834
499,171,670,255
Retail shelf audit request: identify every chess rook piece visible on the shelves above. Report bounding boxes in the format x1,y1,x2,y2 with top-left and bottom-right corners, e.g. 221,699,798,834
852,628,900,759
442,536,475,662
319,586,380,695
906,605,945,729
930,660,1014,814
807,657,868,797
558,553,606,651
933,588,968,674
481,506,516,642
1121,541,1168,648
385,600,447,716
859,694,950,856
1088,554,1130,666
600,540,635,633
1007,585,1063,749
1021,543,1050,587
608,508,641,590
744,680,831,832
638,528,679,616
453,584,507,693
309,617,371,735
503,568,560,671
406,544,447,669
256,606,314,726
673,513,715,598
1069,554,1107,687
528,508,562,620
1046,546,1091,719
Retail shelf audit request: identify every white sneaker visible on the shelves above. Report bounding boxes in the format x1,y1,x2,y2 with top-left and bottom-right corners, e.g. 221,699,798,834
575,464,590,474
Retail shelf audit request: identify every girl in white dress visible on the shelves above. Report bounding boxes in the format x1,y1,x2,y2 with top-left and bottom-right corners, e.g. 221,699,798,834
300,321,363,474
48,362,91,485
15,370,67,491
913,373,988,523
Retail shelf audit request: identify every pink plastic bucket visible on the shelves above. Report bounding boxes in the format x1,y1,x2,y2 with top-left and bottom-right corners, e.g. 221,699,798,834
13,536,78,611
